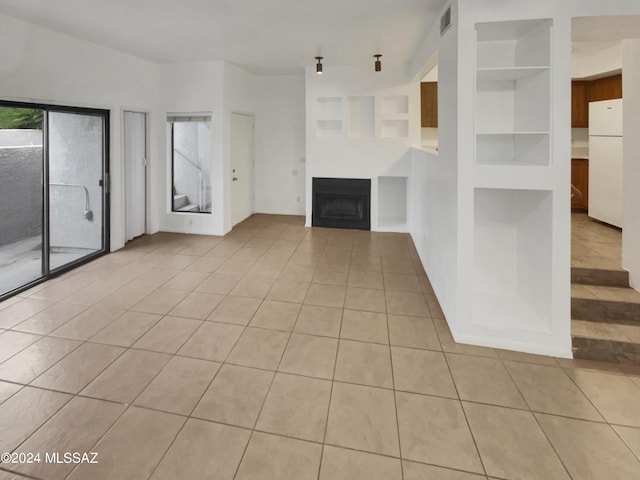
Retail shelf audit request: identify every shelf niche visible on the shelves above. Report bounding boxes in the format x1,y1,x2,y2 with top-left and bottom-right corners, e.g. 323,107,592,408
378,176,407,229
473,188,552,333
348,96,375,138
476,19,551,69
381,119,409,138
381,95,409,115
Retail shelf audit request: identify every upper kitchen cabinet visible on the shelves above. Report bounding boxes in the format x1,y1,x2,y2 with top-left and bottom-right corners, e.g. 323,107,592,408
570,74,622,127
571,81,588,127
421,82,438,127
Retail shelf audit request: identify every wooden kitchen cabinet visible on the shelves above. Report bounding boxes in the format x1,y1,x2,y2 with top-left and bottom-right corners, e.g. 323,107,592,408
421,82,438,127
571,158,589,212
571,75,622,128
571,81,588,127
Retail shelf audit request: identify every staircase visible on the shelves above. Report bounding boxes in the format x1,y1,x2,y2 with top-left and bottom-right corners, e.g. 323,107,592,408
571,267,640,365
173,193,200,212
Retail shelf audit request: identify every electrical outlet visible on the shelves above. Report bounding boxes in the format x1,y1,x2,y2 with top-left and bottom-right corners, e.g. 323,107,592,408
300,157,306,164
297,196,300,202
189,219,193,226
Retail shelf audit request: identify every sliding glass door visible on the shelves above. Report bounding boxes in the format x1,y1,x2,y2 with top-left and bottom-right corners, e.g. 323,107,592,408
0,102,109,299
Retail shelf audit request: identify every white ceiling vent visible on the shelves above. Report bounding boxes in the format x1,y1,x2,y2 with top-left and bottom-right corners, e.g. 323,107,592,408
440,6,452,36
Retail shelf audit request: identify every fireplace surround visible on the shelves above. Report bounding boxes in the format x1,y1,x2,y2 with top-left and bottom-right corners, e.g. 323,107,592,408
312,177,371,230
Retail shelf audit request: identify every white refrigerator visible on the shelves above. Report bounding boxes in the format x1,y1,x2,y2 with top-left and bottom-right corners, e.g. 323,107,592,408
589,98,623,228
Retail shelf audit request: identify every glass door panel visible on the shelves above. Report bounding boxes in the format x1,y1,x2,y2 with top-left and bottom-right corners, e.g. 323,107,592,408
0,106,44,297
48,111,105,271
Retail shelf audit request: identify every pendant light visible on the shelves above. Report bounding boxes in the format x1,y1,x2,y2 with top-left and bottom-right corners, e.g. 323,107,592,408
374,54,382,72
315,57,323,74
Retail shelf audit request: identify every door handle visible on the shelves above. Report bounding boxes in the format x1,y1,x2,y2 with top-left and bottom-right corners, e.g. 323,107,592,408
233,177,238,181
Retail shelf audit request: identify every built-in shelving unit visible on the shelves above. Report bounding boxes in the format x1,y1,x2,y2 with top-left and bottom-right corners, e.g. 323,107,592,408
378,176,408,231
316,97,343,137
471,19,555,339
475,19,551,166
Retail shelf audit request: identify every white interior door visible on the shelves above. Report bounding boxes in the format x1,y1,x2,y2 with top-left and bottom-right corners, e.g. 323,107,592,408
124,111,146,241
231,113,255,225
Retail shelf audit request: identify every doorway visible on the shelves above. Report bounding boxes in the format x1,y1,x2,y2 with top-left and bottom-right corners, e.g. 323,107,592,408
124,111,147,241
231,112,255,226
0,101,109,299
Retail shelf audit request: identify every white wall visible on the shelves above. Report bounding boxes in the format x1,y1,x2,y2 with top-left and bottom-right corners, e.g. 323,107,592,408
305,65,419,231
253,75,306,216
0,12,159,252
622,39,640,290
571,41,622,79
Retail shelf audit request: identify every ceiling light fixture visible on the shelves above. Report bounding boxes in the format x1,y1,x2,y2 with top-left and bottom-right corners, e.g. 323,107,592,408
315,56,323,74
374,54,382,72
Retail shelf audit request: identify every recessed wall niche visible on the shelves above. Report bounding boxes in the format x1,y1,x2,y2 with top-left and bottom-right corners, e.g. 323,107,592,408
381,95,409,115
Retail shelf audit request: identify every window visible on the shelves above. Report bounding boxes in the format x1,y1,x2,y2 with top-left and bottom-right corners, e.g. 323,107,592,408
169,114,212,213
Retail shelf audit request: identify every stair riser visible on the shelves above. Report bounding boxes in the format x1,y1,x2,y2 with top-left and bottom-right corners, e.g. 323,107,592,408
572,336,640,366
571,267,629,288
572,298,640,326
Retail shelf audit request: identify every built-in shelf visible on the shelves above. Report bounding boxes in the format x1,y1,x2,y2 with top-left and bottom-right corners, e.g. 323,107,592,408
381,119,409,138
476,132,549,165
473,188,552,332
316,120,343,138
316,97,342,118
348,96,375,138
378,176,407,229
476,66,550,82
381,95,409,115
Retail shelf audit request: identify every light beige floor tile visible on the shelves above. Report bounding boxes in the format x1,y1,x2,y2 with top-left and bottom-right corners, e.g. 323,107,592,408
67,406,185,480
313,266,348,286
383,273,422,293
279,333,337,379
132,287,189,315
504,361,604,421
279,263,316,282
194,271,244,295
557,357,623,374
249,300,301,331
12,397,125,480
235,432,322,480
256,373,331,442
0,381,21,404
150,418,250,480
135,356,220,415
0,386,72,453
89,311,161,347
132,316,201,354
267,279,310,303
163,270,210,290
304,283,346,308
385,291,429,317
95,284,156,310
320,445,402,480
537,413,640,480
347,269,384,290
569,369,640,427
168,292,224,319
397,393,482,473
294,304,342,337
80,349,171,403
344,287,386,313
50,306,124,340
157,253,198,269
0,336,81,384
31,342,124,393
326,382,399,456
0,330,42,363
402,461,485,480
495,349,558,366
0,298,55,329
612,425,640,459
218,257,258,276
178,321,244,361
125,267,180,288
446,353,526,409
335,339,393,388
340,310,388,344
434,318,497,357
193,364,274,428
184,256,225,273
12,302,87,335
388,314,441,350
463,402,569,480
226,327,289,370
208,295,261,325
229,275,275,299
392,346,457,398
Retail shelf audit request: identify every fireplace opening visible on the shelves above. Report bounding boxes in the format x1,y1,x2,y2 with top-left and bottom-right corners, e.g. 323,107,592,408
312,177,371,230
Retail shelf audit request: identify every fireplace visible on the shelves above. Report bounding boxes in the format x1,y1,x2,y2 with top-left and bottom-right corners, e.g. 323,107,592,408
312,177,371,230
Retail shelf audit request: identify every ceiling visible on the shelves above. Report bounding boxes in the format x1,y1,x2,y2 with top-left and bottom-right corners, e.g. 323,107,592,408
572,15,640,42
0,0,446,75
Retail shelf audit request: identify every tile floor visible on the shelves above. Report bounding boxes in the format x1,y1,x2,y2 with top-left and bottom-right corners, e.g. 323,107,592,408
571,212,622,270
0,214,639,479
